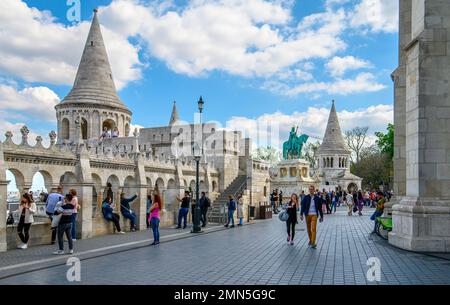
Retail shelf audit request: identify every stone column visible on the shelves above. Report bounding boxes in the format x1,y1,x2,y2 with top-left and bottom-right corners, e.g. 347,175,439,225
0,143,8,252
389,0,450,252
388,0,411,215
76,146,93,239
134,152,148,230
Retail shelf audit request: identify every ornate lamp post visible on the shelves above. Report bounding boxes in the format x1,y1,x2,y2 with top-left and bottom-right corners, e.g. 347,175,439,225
192,96,204,233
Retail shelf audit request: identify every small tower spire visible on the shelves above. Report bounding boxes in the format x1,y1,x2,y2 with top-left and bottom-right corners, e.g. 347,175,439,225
169,101,180,126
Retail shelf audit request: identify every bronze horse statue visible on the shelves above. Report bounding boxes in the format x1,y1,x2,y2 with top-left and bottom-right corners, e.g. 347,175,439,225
283,127,309,160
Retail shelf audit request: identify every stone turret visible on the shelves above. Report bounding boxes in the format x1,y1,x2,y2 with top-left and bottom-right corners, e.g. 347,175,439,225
316,100,361,191
169,101,180,126
55,9,132,144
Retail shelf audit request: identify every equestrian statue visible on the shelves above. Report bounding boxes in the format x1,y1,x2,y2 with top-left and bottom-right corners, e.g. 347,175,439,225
282,126,309,160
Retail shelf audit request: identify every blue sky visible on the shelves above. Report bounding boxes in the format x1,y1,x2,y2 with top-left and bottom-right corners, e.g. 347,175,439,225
1,0,397,191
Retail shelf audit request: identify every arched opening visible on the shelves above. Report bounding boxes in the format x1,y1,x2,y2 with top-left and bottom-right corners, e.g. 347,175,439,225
6,169,24,215
125,123,130,137
81,118,88,140
331,158,334,168
59,172,77,193
123,176,137,197
347,183,357,193
263,185,267,197
200,180,206,193
167,179,176,189
105,175,120,204
155,178,165,194
102,119,116,132
212,181,218,193
61,118,70,140
189,180,196,194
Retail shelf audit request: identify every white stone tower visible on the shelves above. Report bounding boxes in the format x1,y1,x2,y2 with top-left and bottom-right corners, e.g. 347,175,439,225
55,9,132,144
316,100,361,191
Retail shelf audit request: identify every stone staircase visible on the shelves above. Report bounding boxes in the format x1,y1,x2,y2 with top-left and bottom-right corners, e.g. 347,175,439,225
209,175,247,224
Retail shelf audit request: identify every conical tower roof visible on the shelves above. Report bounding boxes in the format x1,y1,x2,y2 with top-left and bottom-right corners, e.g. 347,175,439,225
57,9,130,113
169,101,180,126
318,100,351,155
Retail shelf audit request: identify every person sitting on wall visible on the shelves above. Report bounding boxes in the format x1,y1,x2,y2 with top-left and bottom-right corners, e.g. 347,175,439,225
120,193,139,232
102,196,125,234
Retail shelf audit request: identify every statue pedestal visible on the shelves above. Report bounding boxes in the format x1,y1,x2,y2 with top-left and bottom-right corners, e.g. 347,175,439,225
271,159,316,200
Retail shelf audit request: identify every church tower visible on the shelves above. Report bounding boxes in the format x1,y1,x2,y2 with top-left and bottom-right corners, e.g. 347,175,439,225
55,9,132,144
317,100,361,191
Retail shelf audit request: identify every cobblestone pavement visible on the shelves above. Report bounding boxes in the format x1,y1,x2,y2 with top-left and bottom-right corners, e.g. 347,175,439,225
1,207,450,285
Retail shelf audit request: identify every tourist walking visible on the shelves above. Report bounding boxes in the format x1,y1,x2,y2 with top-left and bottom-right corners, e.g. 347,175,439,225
270,191,275,212
199,192,211,227
149,194,162,245
225,195,237,228
53,193,75,255
237,194,244,226
371,192,386,233
286,193,299,245
102,196,125,234
45,186,64,245
146,194,153,228
15,193,36,249
120,193,138,231
300,185,324,249
176,191,191,229
69,189,80,241
357,191,364,216
346,191,354,216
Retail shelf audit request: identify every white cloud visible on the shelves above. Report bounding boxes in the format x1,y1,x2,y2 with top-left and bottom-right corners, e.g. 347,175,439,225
263,72,386,96
0,84,60,122
349,0,398,33
99,0,346,78
0,0,142,90
325,56,373,78
227,104,393,149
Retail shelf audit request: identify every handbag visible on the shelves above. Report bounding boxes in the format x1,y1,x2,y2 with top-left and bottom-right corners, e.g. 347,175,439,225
7,212,14,225
278,210,289,222
51,213,62,228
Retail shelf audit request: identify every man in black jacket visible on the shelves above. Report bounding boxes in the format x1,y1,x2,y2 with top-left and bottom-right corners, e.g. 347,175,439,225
300,185,324,249
199,192,210,227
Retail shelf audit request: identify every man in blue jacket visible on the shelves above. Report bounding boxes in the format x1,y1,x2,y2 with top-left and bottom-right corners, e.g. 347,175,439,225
120,193,138,232
300,185,324,249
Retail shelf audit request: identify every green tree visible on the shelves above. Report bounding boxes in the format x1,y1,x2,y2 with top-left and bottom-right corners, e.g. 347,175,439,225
375,123,394,160
351,145,392,190
303,141,321,169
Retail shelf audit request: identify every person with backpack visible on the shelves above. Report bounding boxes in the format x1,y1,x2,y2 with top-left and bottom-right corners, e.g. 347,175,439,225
225,195,237,228
149,194,162,245
199,192,211,227
53,193,75,255
286,193,299,245
102,196,125,234
14,193,36,249
120,193,138,232
45,186,64,245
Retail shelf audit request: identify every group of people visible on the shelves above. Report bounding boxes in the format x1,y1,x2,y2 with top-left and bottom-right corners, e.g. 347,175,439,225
11,186,80,253
175,191,212,229
281,186,388,248
270,189,283,214
99,126,120,140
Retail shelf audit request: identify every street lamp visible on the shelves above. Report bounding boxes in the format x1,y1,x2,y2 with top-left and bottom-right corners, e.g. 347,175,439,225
191,96,204,233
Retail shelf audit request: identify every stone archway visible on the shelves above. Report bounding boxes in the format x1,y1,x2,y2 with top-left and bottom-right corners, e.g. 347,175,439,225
102,119,116,131
347,183,357,193
61,118,70,140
